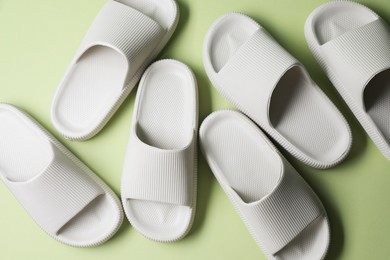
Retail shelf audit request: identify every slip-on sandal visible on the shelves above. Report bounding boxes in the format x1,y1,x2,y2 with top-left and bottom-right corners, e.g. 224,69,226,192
203,13,352,169
121,60,198,242
200,110,330,260
305,1,390,160
0,104,123,247
51,0,179,141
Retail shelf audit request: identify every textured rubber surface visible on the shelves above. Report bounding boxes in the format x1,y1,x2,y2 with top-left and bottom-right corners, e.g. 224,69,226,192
199,110,329,260
203,13,352,169
305,1,390,161
51,0,179,141
121,60,198,242
0,104,123,247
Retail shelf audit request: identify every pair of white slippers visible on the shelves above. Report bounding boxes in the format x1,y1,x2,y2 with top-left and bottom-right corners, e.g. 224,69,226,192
201,13,333,260
1,0,197,246
200,1,390,259
0,60,197,247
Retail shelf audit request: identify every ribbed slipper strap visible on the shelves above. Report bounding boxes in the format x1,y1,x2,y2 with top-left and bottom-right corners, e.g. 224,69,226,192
215,28,298,126
5,147,104,235
320,19,390,109
122,129,195,207
229,161,323,255
75,0,165,87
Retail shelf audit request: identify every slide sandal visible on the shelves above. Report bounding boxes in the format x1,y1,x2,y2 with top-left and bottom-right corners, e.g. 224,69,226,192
203,13,352,169
51,0,179,141
121,60,198,242
305,1,390,160
0,104,123,247
199,110,329,260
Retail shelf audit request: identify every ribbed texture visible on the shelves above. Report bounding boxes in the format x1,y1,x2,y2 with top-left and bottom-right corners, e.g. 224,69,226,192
269,70,347,164
199,110,329,259
78,1,165,86
237,160,322,255
121,60,198,243
204,13,351,169
122,129,194,207
52,0,164,138
217,28,297,125
320,19,390,108
201,111,280,202
305,1,390,160
52,0,180,141
0,104,123,247
8,147,104,235
136,61,196,150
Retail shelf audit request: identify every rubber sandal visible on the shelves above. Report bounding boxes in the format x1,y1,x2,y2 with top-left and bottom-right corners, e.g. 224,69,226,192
0,104,123,247
51,0,179,140
305,1,390,160
200,110,330,260
203,13,352,169
121,60,198,242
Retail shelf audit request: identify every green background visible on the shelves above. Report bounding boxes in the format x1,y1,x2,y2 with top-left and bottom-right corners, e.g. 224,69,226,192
0,0,389,259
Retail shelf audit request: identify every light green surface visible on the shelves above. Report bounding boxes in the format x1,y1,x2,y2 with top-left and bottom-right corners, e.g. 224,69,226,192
0,0,390,259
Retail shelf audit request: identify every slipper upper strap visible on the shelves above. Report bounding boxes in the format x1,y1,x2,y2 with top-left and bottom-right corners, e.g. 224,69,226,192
216,28,298,127
75,0,165,87
232,161,323,255
5,147,104,235
320,18,390,109
121,127,195,207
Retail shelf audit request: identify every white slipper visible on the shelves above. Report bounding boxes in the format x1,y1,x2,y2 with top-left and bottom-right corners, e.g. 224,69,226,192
305,1,390,160
0,104,123,247
121,60,198,242
203,13,352,169
200,110,329,260
51,0,179,141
